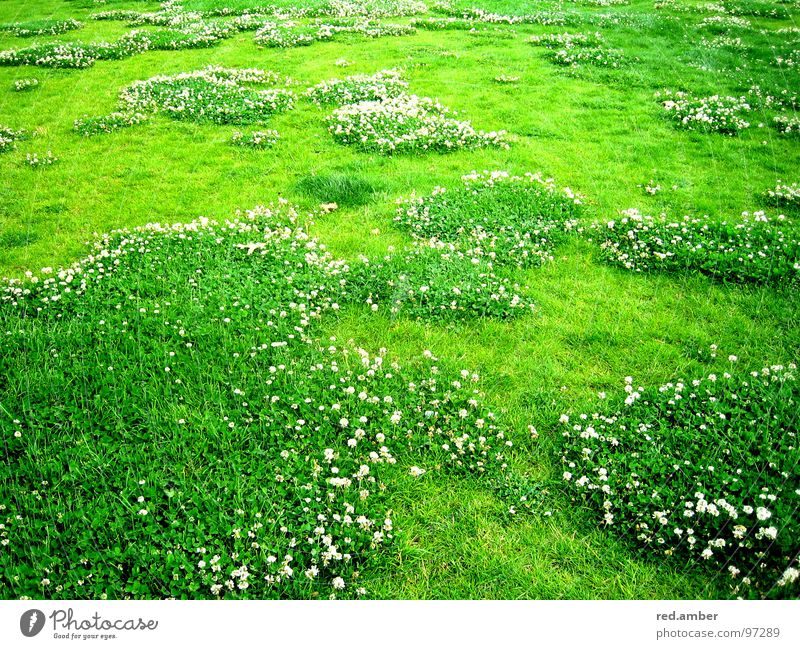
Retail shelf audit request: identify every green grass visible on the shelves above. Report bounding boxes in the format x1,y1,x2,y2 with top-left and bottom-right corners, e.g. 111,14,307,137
1,0,799,599
296,171,384,206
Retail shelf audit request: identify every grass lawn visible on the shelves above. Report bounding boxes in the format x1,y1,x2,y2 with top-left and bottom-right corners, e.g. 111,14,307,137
0,0,798,599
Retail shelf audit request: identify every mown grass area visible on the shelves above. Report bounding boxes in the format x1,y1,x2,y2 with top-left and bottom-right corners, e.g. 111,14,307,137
1,0,797,272
0,0,798,599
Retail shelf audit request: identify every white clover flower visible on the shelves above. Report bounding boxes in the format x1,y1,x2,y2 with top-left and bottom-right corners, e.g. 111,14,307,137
778,567,799,586
759,526,778,540
328,476,352,488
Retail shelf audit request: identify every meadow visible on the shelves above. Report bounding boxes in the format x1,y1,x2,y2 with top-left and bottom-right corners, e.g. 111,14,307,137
0,0,798,600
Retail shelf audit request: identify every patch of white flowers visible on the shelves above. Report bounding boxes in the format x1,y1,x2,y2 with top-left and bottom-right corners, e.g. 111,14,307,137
90,9,143,22
529,31,623,69
0,125,27,153
68,67,292,138
395,170,582,269
0,18,82,37
699,15,752,30
560,364,799,598
572,0,629,6
746,85,799,112
74,112,148,137
254,19,414,48
311,0,428,17
348,240,537,320
774,114,800,137
117,66,295,125
304,69,408,106
657,90,752,134
550,46,624,68
775,50,798,70
25,151,58,168
410,17,477,30
595,208,800,285
435,4,571,26
764,181,800,207
231,129,280,149
699,35,745,50
326,94,507,154
0,23,233,69
0,41,107,69
529,32,603,49
12,78,38,92
0,14,237,68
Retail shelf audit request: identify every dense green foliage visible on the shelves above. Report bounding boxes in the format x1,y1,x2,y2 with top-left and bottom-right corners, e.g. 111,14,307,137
561,364,800,598
595,210,800,285
1,0,799,600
